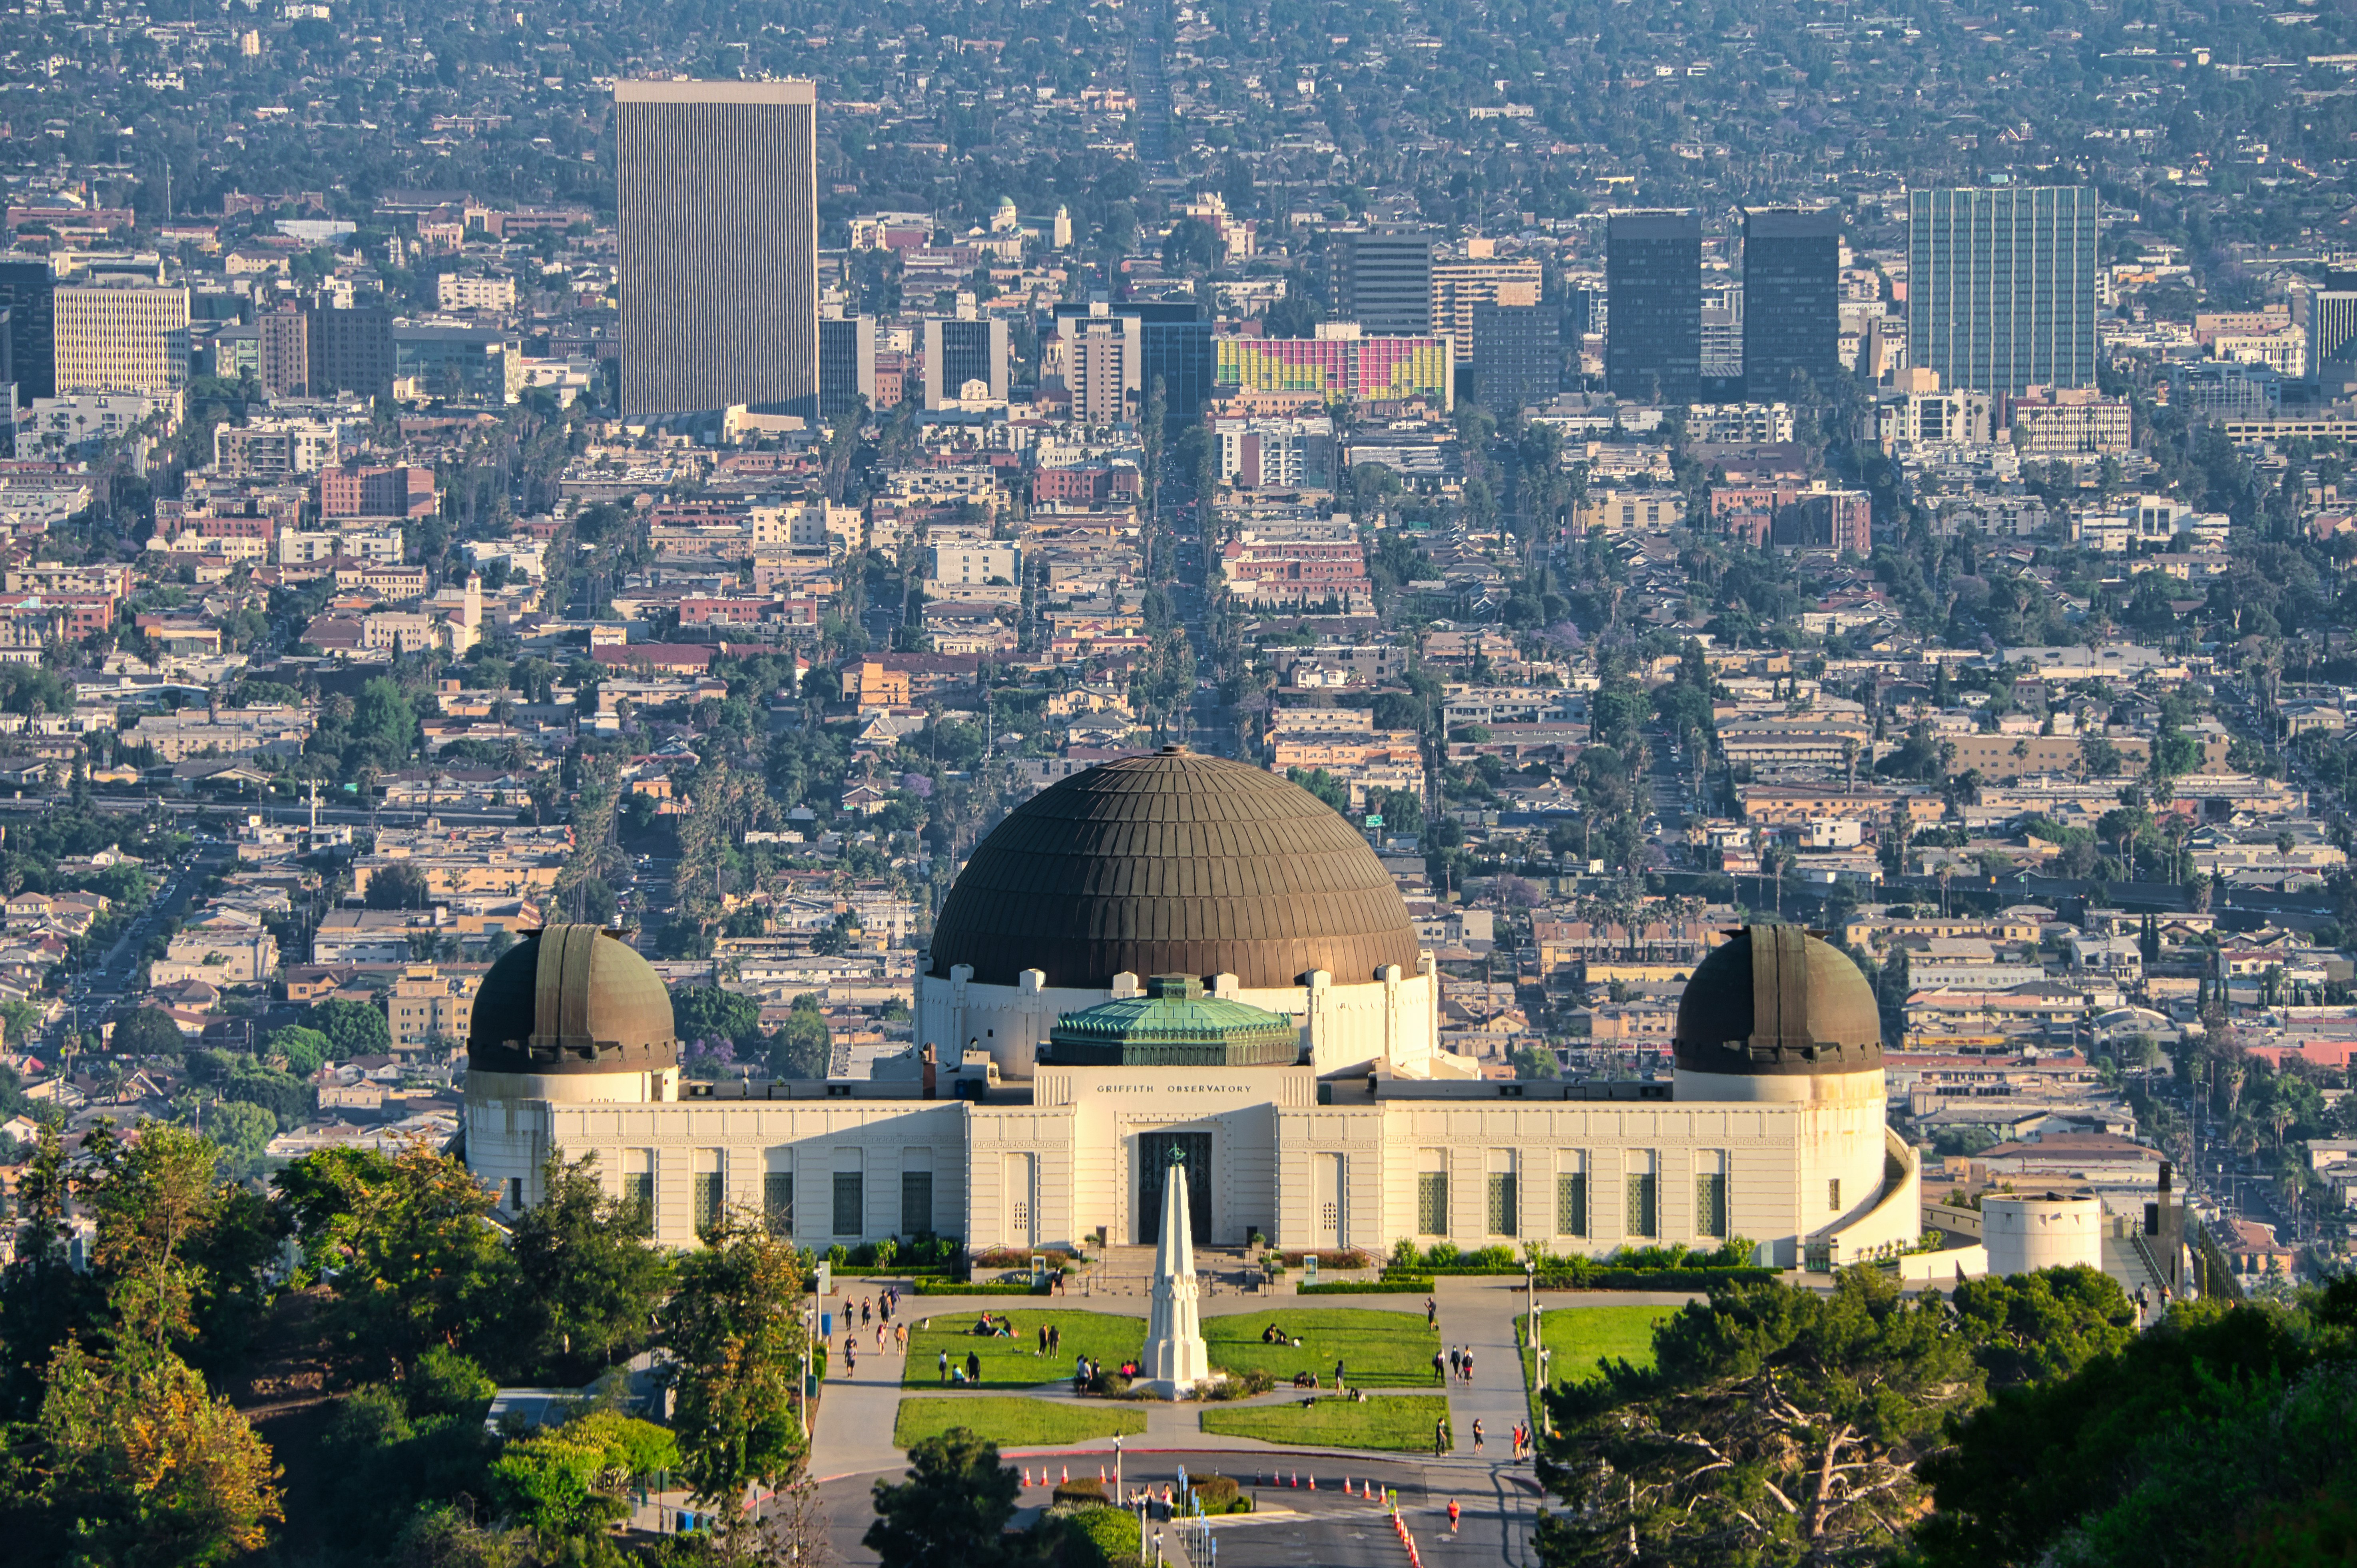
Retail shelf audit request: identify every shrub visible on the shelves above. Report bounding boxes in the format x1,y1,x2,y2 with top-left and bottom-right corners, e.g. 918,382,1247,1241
1054,1477,1108,1507
1302,1278,1431,1294
1238,1367,1275,1395
1277,1250,1371,1269
1193,1474,1241,1511
1052,1502,1142,1566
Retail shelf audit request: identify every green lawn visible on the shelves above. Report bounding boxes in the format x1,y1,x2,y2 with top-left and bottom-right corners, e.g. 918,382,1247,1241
1200,1394,1454,1453
1519,1304,1679,1416
902,1309,1145,1390
892,1396,1148,1450
1203,1308,1440,1388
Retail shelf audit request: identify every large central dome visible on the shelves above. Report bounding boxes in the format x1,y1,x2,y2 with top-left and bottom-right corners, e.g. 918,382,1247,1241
928,747,1423,990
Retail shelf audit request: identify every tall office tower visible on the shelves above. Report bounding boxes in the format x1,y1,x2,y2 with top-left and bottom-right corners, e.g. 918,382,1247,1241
256,307,310,397
923,315,1010,408
1907,185,2097,395
2309,279,2357,376
616,79,817,419
53,279,190,394
1743,207,1841,396
0,259,54,402
1431,258,1542,362
307,304,396,400
1333,231,1435,335
1700,284,1743,381
1470,301,1559,413
1049,300,1212,424
1060,309,1144,425
1606,211,1701,403
817,312,877,419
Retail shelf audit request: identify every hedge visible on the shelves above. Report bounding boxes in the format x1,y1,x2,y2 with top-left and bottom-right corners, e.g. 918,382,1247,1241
1301,1278,1434,1294
914,1279,1053,1296
1536,1266,1776,1291
1054,1503,1142,1567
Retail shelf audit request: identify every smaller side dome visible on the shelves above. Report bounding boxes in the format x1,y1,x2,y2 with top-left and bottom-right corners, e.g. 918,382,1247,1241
467,925,678,1076
1673,925,1883,1076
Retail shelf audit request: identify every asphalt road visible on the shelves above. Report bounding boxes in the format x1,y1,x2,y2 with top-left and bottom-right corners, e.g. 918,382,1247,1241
813,1449,1541,1567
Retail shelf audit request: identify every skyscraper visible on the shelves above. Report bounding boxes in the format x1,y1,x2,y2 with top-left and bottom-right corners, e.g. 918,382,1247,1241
1333,231,1435,336
923,316,1010,408
616,79,817,419
1907,185,2097,395
1470,301,1559,413
817,312,876,420
307,303,395,401
1606,211,1701,404
53,279,189,394
1743,207,1841,397
1050,300,1213,424
0,259,55,402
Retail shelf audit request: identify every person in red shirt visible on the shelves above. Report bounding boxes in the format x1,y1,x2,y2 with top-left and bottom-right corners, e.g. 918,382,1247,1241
1447,1499,1461,1533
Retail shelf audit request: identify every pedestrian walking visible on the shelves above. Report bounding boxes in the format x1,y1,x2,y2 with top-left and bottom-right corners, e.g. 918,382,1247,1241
1333,1357,1346,1391
846,1340,858,1375
1039,1324,1050,1357
1448,1346,1461,1378
1462,1349,1475,1383
1435,1417,1449,1457
1050,1323,1062,1355
939,1349,949,1384
1447,1499,1461,1534
1425,1297,1438,1330
966,1350,981,1385
1433,1349,1446,1381
1472,1418,1484,1455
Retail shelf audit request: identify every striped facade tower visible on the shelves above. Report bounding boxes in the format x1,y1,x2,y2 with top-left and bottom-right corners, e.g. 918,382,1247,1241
616,80,817,419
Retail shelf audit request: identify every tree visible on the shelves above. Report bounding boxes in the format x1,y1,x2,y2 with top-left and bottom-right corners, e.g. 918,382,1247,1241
1535,1270,1984,1568
264,1025,332,1076
506,1150,671,1385
672,986,761,1049
203,1102,276,1176
112,1007,187,1057
366,861,434,911
1947,1266,2137,1389
658,1210,809,1512
865,1428,1023,1568
13,1339,283,1567
276,1140,518,1374
311,998,391,1061
768,995,831,1080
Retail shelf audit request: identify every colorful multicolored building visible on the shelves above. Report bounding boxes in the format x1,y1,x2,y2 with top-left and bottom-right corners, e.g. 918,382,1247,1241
1215,328,1453,410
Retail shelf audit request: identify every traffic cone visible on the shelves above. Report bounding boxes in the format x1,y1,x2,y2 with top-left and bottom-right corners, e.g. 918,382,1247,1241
1061,1465,1069,1484
1099,1465,1107,1484
1308,1474,1317,1490
1290,1470,1299,1488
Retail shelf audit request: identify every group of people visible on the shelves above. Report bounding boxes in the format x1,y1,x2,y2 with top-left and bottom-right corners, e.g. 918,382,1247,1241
839,1289,906,1374
939,1347,985,1386
1436,1345,1477,1383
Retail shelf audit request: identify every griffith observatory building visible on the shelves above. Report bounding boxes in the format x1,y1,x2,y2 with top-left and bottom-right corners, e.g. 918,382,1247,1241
462,749,1921,1268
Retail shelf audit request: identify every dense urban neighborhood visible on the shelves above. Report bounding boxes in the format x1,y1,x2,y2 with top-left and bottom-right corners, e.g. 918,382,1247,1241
1,0,2357,1563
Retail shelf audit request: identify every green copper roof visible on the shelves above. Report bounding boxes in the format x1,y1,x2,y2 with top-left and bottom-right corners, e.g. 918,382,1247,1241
1047,974,1301,1067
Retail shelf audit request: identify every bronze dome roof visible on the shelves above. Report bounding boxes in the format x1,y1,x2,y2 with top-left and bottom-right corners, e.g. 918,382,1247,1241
1672,925,1884,1076
928,747,1423,991
467,925,679,1076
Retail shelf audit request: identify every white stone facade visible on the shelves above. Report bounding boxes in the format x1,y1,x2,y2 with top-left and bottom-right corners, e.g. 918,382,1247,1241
464,1058,1919,1270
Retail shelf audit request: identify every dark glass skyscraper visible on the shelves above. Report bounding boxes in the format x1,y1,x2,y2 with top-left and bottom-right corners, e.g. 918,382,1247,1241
1471,301,1560,412
1742,207,1841,398
1907,185,2097,394
818,314,875,419
1606,211,1701,404
307,304,395,400
1333,231,1435,335
0,259,55,402
616,80,817,418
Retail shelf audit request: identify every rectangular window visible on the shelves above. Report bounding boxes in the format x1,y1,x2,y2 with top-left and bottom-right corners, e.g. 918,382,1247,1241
764,1172,794,1238
1486,1173,1518,1237
691,1172,723,1235
1696,1174,1728,1239
833,1172,865,1237
622,1172,654,1236
1417,1172,1449,1236
1829,1178,1843,1213
901,1171,934,1236
1557,1172,1588,1236
505,1176,523,1212
1626,1173,1658,1238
